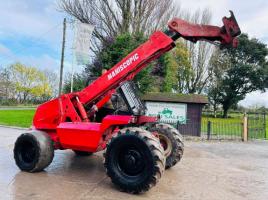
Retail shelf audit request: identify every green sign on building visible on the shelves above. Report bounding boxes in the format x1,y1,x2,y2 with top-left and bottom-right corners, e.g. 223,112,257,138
145,102,187,124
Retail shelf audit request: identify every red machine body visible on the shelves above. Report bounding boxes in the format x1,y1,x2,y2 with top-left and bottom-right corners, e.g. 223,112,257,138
32,12,241,152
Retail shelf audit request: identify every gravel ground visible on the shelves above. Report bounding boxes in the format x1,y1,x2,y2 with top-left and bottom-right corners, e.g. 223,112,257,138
0,126,268,200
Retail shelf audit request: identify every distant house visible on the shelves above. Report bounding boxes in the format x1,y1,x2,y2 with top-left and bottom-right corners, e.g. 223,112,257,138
142,93,208,136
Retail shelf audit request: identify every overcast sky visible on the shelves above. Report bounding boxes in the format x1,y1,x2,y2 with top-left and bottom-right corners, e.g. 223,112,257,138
0,0,267,107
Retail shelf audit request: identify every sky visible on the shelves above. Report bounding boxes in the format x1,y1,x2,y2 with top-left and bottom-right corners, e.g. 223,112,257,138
0,0,267,107
0,0,74,72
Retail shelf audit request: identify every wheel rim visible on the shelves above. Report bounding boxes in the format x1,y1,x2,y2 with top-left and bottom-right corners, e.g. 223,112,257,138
18,140,36,164
117,147,145,176
159,134,172,157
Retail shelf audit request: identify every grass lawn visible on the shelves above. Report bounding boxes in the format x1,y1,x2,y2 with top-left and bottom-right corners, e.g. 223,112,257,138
0,109,35,128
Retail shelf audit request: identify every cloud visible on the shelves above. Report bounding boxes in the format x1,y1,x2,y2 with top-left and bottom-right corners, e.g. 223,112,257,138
0,0,64,49
239,91,268,107
178,0,228,19
1,52,73,74
19,54,61,72
0,43,12,55
178,0,268,43
0,41,72,75
0,0,75,74
241,8,268,41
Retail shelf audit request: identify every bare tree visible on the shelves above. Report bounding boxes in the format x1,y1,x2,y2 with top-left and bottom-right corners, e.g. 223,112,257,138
181,8,214,94
0,67,15,101
43,69,59,97
59,0,180,53
207,49,224,117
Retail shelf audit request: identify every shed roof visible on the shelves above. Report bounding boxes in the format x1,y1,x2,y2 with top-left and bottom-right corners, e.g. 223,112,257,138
142,93,208,104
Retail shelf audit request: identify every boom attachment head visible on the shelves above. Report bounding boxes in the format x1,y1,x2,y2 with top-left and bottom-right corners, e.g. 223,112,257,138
168,11,241,48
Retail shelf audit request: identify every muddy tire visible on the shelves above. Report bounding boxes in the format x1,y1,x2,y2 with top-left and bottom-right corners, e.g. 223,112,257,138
104,127,165,193
73,150,93,156
14,131,54,172
147,123,184,169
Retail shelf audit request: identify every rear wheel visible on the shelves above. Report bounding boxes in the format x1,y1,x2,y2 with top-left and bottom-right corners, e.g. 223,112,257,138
73,150,93,156
14,131,54,172
147,123,184,169
104,127,165,193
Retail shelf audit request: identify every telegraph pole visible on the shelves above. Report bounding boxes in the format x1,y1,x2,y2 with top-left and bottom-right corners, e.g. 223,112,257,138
59,18,66,96
71,21,77,93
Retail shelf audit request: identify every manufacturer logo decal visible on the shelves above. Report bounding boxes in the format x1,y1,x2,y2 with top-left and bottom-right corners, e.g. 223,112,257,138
108,53,139,80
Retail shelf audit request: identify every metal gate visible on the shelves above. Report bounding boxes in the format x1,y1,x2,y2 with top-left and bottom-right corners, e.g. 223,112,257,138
164,112,267,141
248,112,267,140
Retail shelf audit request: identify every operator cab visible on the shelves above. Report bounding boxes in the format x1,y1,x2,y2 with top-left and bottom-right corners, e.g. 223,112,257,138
94,81,147,122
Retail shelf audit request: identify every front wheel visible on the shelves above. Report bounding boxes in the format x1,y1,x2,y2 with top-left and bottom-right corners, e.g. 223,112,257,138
104,127,165,193
14,131,54,172
147,123,184,169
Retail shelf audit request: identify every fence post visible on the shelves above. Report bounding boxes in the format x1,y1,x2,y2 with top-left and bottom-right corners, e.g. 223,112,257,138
207,121,211,140
243,114,248,142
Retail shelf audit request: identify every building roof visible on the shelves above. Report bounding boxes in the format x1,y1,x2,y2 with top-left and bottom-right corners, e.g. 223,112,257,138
142,93,208,104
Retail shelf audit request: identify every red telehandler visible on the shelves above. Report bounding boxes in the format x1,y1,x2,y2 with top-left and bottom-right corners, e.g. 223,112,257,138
13,11,240,193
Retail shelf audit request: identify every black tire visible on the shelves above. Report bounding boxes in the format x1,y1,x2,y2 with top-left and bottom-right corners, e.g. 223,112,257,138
73,150,93,156
14,131,54,172
104,127,165,193
147,123,184,169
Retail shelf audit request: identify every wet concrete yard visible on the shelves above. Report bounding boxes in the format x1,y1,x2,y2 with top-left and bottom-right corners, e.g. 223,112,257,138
0,126,268,200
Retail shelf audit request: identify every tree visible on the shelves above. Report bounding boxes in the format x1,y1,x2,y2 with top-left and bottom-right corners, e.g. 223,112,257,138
84,33,154,93
161,53,178,92
207,49,228,117
162,42,192,93
63,73,88,93
9,63,53,103
43,70,59,97
10,63,38,102
31,72,53,102
0,64,57,105
0,67,15,101
61,2,219,95
182,8,214,94
209,34,268,118
59,0,179,53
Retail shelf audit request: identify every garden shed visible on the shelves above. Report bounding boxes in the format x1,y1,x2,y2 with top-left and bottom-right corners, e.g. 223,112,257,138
142,93,208,136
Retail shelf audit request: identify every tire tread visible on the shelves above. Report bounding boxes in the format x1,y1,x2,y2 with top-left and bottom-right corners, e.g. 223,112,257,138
148,123,184,169
104,127,165,193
